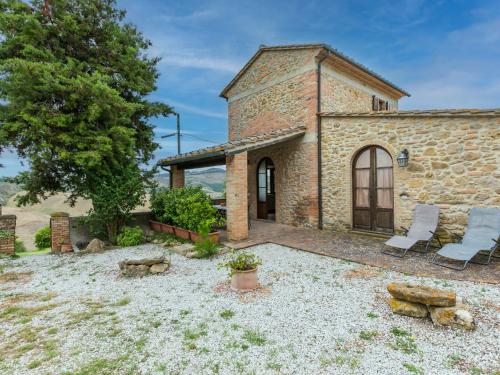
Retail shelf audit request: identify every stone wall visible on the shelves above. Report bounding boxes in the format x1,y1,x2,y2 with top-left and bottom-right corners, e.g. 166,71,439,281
247,138,318,227
321,114,500,240
0,215,16,255
320,61,399,112
225,48,318,98
226,48,320,228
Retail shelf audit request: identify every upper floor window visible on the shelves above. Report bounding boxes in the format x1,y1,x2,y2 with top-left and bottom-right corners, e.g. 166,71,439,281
372,95,389,111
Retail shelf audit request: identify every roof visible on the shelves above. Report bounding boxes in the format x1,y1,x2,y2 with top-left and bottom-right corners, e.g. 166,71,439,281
158,125,307,167
319,109,500,117
220,43,410,99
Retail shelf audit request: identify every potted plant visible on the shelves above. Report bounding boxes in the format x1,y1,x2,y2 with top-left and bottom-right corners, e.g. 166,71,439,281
217,251,262,291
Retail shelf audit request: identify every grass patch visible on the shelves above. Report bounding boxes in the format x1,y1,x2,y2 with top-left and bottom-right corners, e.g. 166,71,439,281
367,312,379,319
0,271,32,284
403,362,424,374
70,355,136,375
219,309,235,320
389,327,418,354
18,249,51,257
114,297,131,307
0,303,58,322
242,329,266,346
183,327,208,341
359,330,378,341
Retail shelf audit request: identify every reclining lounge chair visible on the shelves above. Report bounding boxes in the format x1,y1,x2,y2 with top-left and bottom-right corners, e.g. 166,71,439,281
431,207,500,270
383,204,440,258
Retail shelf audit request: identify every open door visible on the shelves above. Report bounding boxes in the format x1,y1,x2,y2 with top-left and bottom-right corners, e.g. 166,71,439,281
257,158,275,220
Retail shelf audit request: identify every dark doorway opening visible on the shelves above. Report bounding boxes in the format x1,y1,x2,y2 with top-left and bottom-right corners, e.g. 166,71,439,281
257,158,275,220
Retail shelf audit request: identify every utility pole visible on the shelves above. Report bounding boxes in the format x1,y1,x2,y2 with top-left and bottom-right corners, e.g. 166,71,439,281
161,112,181,155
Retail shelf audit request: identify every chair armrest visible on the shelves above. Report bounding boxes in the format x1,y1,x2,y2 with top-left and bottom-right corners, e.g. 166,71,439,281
451,233,463,241
492,238,500,245
400,226,409,234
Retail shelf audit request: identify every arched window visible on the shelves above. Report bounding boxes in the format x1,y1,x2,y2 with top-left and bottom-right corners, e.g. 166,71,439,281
352,146,393,233
256,158,275,220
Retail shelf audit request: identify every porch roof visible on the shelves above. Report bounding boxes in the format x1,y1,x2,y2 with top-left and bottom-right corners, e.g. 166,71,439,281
157,125,306,169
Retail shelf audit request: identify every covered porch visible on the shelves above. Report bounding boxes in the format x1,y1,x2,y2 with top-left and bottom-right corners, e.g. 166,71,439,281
158,125,307,241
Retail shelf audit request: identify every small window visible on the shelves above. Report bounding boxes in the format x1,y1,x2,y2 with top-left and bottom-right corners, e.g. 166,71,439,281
372,95,389,111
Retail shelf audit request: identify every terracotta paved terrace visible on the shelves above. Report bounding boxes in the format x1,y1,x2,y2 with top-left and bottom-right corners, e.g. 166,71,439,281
222,220,499,285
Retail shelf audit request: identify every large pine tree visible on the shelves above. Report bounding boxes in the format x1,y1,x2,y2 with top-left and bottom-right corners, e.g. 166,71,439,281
0,0,171,205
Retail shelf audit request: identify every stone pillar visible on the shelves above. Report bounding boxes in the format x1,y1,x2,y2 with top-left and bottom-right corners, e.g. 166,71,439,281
171,165,185,188
226,152,248,241
50,212,72,253
0,215,16,255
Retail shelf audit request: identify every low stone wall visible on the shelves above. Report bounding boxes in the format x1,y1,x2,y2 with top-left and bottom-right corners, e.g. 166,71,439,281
0,215,16,255
69,211,153,249
321,114,499,240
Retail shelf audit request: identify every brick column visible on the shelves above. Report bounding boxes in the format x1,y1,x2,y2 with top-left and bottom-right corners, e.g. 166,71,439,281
0,215,16,255
171,165,185,188
226,152,248,241
50,212,72,253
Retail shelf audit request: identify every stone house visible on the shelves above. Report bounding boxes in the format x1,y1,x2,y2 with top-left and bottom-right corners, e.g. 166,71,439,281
159,44,499,241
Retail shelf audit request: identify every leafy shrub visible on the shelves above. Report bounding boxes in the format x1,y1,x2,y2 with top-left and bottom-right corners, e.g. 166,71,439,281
150,186,224,232
34,226,51,250
86,164,147,243
194,222,219,258
116,226,143,247
15,238,27,253
217,251,262,275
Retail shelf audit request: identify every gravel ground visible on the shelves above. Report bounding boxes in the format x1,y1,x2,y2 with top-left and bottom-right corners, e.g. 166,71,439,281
0,244,499,375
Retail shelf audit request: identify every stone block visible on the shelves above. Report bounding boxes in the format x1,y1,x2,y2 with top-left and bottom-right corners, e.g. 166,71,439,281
387,283,456,307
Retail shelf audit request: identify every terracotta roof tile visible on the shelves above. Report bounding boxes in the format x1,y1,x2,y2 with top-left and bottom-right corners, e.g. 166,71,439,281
158,125,306,166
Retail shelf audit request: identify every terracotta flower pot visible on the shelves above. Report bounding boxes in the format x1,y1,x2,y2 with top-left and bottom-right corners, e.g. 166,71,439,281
190,231,220,244
230,268,258,291
149,220,162,232
174,227,191,240
163,224,175,234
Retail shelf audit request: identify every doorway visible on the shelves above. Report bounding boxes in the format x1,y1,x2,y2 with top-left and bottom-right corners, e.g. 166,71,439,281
352,146,394,233
257,158,275,220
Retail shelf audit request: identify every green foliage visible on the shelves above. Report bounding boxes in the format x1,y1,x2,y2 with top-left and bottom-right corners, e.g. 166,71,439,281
85,164,147,242
0,230,12,239
217,251,262,275
150,186,223,232
116,226,143,247
34,226,51,250
219,309,235,320
15,238,27,253
389,327,418,354
194,222,219,258
0,0,171,208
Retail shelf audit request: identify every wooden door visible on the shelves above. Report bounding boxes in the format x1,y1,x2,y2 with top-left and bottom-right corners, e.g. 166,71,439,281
257,158,275,220
352,146,394,233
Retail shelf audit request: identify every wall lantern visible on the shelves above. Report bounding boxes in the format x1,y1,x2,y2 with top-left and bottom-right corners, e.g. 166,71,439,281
397,149,409,167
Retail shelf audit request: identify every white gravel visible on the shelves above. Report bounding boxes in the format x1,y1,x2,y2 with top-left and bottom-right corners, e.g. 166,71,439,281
0,244,499,375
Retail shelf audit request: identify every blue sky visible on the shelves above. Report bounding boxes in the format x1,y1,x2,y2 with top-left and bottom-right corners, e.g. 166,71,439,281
1,0,499,176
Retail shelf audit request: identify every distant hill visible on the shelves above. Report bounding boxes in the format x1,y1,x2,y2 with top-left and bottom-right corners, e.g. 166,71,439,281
0,178,21,206
155,167,225,197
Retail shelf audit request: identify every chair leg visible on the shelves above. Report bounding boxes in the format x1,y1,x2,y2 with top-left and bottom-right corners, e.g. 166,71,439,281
431,253,469,271
382,245,409,258
469,250,494,265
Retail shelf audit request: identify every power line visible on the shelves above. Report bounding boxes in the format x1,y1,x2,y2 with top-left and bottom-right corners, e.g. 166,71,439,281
182,133,220,145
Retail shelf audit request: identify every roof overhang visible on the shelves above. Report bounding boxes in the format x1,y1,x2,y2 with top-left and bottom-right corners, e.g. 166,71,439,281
158,125,306,169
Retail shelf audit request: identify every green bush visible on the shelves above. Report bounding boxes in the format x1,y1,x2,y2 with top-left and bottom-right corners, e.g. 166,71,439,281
194,222,219,258
116,226,143,247
150,186,224,232
34,226,51,250
15,238,27,253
